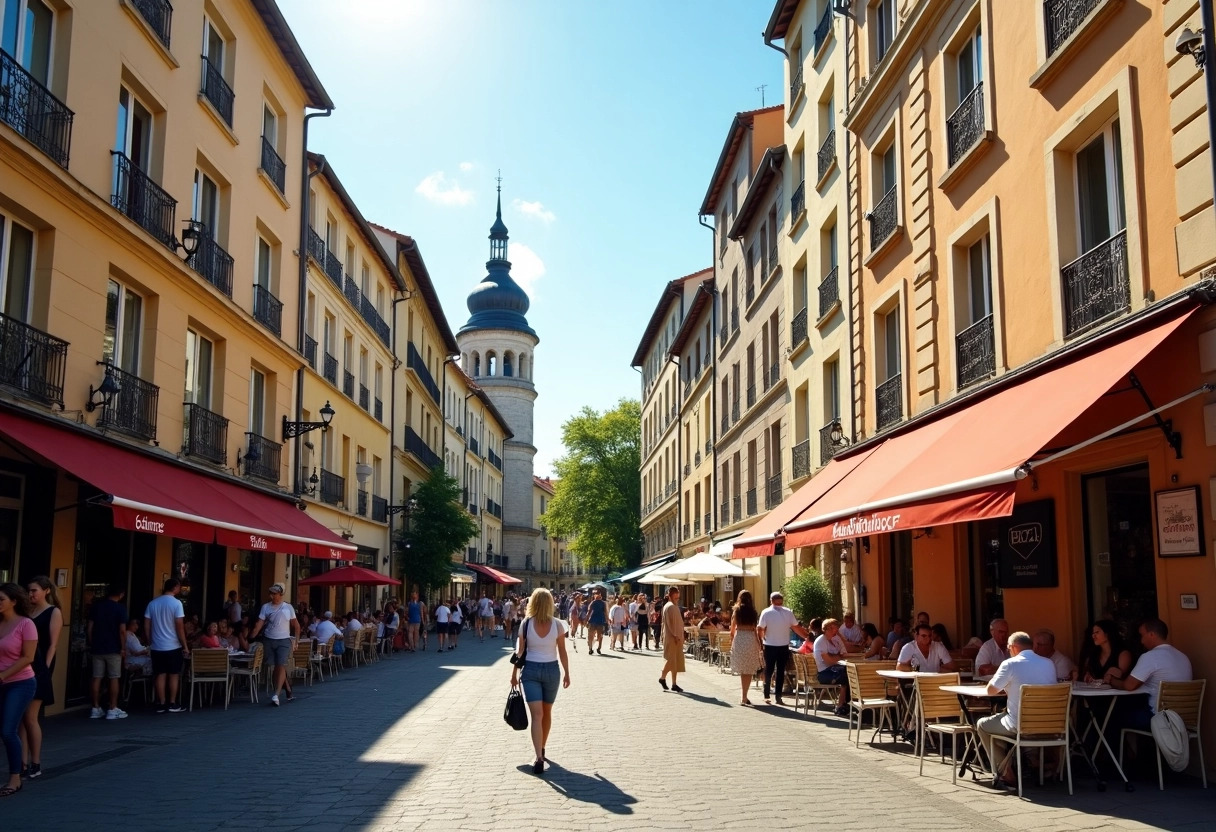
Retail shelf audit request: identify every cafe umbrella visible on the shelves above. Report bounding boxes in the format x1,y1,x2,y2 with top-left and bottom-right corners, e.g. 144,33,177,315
297,565,403,587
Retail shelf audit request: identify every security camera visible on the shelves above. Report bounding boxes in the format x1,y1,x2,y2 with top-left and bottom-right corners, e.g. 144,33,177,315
1176,27,1204,66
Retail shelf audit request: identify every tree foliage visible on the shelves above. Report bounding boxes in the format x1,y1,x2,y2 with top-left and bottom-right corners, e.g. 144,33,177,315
781,567,834,623
397,466,479,594
540,399,641,572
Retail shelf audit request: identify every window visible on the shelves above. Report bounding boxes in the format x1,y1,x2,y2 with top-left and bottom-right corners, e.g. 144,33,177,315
323,312,334,354
825,359,840,421
874,0,896,64
0,213,34,323
876,305,902,429
262,104,277,149
249,368,266,436
255,236,272,291
880,145,897,193
115,87,152,171
882,307,901,382
103,279,142,374
345,242,355,278
2,0,52,84
203,18,224,71
1076,119,1125,255
958,24,982,100
185,329,213,407
192,170,219,235
966,236,992,324
361,263,370,298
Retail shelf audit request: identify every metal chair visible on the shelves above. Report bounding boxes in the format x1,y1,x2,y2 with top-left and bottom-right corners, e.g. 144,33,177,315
1119,679,1207,790
989,682,1073,797
230,644,264,704
188,648,231,711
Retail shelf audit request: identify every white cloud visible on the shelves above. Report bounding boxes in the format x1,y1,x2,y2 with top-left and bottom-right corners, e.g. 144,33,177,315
508,243,545,297
459,161,474,172
512,198,556,224
414,171,474,206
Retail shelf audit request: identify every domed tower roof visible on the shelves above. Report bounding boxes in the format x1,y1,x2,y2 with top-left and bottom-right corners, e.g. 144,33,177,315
460,180,537,339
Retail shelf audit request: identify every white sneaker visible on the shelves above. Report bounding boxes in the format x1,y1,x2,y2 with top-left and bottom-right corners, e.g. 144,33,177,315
270,694,280,707
89,707,104,719
106,708,128,720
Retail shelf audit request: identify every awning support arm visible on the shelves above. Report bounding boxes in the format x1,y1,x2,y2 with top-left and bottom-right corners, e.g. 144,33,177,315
1128,373,1184,459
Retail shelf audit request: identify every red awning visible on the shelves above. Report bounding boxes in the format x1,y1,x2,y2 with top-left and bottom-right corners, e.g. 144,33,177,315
739,306,1196,554
0,410,356,558
467,563,522,584
298,565,401,586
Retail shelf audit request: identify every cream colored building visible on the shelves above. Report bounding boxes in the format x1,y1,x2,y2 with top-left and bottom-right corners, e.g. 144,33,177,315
667,272,714,560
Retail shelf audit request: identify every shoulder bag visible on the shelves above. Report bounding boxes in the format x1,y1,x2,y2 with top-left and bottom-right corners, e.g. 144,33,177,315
509,620,530,667
504,684,528,730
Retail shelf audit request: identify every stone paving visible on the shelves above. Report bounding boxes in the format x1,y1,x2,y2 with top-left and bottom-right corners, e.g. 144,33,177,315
5,632,1212,831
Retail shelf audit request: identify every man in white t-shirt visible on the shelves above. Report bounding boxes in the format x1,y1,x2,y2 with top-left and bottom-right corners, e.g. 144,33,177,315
502,597,516,642
838,612,863,649
477,593,495,641
434,601,450,651
449,601,463,650
978,631,1057,784
314,611,343,650
144,577,189,714
812,618,851,715
248,583,300,707
609,598,628,651
897,624,957,673
756,591,809,706
1108,618,1193,731
1032,628,1076,681
975,618,1010,675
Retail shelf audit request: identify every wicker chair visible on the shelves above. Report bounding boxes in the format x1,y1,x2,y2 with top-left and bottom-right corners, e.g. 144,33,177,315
362,628,380,663
914,672,974,783
290,640,316,686
230,644,264,704
989,682,1073,797
346,628,363,668
1119,679,1207,790
711,632,732,671
846,660,899,746
188,648,231,711
313,634,338,680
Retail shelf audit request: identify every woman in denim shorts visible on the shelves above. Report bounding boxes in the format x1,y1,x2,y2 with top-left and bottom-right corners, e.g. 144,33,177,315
509,588,571,775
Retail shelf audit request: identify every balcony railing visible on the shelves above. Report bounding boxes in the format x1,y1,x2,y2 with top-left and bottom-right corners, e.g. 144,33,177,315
819,420,843,467
344,273,361,309
260,136,286,194
488,448,502,469
721,413,730,435
111,151,176,249
0,313,67,407
732,495,741,524
694,450,701,467
187,229,234,297
199,55,234,126
791,179,806,219
97,363,158,441
182,402,227,465
357,489,368,517
372,495,387,523
469,436,480,455
746,488,757,516
766,474,782,510
731,398,740,423
720,500,730,525
360,296,391,347
813,1,833,53
683,462,690,477
693,518,701,536
745,276,755,308
817,129,836,182
789,63,803,103
319,468,344,506
869,184,898,251
131,0,173,49
343,370,354,399
767,361,780,391
468,501,479,515
703,512,711,533
792,438,810,479
956,314,996,388
242,431,281,484
791,307,808,348
818,266,839,319
306,228,326,266
359,383,369,411
323,352,337,385
1062,231,1129,337
0,48,74,168
374,397,383,422
404,425,442,470
304,334,317,369
720,322,729,347
252,284,282,337
1045,0,1102,56
747,383,756,409
407,342,440,403
732,306,739,332
876,373,903,430
947,83,985,168
324,250,342,287
705,438,712,456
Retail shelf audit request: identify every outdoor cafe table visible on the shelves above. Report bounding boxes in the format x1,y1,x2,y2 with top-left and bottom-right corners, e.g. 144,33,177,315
940,683,1007,781
876,668,976,735
1069,682,1146,792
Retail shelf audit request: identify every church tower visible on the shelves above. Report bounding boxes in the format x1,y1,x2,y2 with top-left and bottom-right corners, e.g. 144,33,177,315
457,183,540,574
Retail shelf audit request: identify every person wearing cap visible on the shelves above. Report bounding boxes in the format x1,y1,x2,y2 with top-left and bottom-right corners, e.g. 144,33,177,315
248,583,300,707
756,591,809,706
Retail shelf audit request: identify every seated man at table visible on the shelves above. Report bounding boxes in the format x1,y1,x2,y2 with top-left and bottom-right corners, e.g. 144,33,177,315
314,611,343,650
812,618,851,717
885,618,907,652
978,631,1057,786
1032,628,1076,682
838,612,863,650
897,624,957,673
1106,617,1192,732
975,618,1010,676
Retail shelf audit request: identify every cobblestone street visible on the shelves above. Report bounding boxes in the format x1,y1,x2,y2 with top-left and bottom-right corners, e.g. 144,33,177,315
6,635,1211,831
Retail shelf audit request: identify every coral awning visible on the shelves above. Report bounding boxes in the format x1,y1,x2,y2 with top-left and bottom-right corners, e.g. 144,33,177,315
467,563,522,584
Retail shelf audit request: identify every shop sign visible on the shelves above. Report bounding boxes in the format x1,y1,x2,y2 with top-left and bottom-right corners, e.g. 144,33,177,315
998,499,1058,588
1155,486,1205,557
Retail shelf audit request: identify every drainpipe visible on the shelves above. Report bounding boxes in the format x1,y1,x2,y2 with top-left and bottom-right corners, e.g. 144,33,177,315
698,215,718,547
667,353,681,554
388,287,409,581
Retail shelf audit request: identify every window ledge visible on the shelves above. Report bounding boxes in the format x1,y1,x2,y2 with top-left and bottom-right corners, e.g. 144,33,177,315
863,225,904,268
1029,0,1123,91
788,207,808,238
816,299,841,329
936,131,993,191
815,156,838,192
198,94,239,147
812,30,834,70
718,326,741,357
258,168,291,209
119,0,179,69
787,83,806,125
788,336,810,362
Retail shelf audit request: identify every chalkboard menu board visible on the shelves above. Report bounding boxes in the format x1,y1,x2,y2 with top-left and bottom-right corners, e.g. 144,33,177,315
998,499,1058,588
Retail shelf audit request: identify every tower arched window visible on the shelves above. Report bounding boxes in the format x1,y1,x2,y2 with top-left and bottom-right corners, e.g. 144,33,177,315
519,352,529,380
487,351,497,376
472,351,481,377
503,351,514,378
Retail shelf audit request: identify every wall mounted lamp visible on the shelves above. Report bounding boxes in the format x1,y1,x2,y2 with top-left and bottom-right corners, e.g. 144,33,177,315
283,401,335,441
176,219,204,258
85,362,121,414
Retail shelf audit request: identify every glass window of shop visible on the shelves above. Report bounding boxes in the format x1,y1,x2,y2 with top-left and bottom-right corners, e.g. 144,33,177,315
1083,464,1155,650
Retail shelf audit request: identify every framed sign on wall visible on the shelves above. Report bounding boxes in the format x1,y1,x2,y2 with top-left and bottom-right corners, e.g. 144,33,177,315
1155,486,1204,558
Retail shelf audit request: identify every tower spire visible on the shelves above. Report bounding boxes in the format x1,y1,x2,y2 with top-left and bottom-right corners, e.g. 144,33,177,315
489,170,509,262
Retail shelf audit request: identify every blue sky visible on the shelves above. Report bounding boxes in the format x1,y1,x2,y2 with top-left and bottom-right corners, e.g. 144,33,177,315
280,0,783,475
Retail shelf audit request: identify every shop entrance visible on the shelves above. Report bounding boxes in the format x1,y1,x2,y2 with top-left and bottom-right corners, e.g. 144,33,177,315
1083,464,1155,648
889,531,914,624
968,519,1005,644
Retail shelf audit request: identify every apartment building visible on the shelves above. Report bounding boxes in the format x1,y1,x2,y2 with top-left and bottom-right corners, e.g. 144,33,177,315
0,0,360,710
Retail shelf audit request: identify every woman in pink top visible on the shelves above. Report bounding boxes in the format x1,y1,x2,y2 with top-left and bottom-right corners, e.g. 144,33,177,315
0,583,37,797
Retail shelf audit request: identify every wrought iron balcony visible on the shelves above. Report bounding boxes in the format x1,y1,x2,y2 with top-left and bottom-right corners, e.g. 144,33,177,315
323,352,337,385
319,468,344,506
791,307,808,349
720,500,730,525
694,450,701,467
947,83,985,168
1045,0,1102,56
468,501,479,515
343,273,361,309
768,237,778,276
956,314,996,388
791,179,806,219
876,373,903,430
818,266,839,319
404,425,442,469
242,431,281,484
0,313,67,407
869,184,898,251
252,284,282,337
731,398,740,423
343,370,354,399
97,363,158,441
374,397,382,422
813,1,833,53
746,488,757,516
766,361,780,391
306,228,326,266
731,306,739,332
817,129,836,182
683,462,690,477
693,518,701,536
792,438,810,479
304,334,317,369
819,420,845,467
260,136,286,193
721,414,730,435
199,55,234,127
766,474,782,510
131,0,173,49
111,151,176,249
789,63,804,103
182,402,227,465
703,512,711,533
469,436,480,455
747,383,756,409
407,343,440,403
357,489,368,516
187,229,233,296
359,383,369,411
0,48,74,169
360,296,391,347
720,322,730,347
372,495,387,523
488,448,502,469
732,495,741,523
705,438,712,456
1062,231,1129,337
324,250,342,287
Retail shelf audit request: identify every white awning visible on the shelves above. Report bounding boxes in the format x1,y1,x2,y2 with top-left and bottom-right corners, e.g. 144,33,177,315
709,532,744,558
450,570,475,584
617,552,678,583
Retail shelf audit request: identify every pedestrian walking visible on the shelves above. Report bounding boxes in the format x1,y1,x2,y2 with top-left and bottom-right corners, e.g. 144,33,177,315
502,596,516,643
586,590,607,654
608,596,627,651
0,584,37,797
567,593,582,640
658,586,685,692
19,576,61,780
448,601,462,649
650,602,662,648
477,592,495,641
434,600,449,650
509,588,571,776
87,584,128,720
248,583,300,707
144,578,189,713
729,590,762,706
405,592,423,652
634,594,650,650
757,591,808,706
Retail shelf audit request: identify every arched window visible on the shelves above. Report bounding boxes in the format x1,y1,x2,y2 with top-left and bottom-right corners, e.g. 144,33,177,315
519,352,529,380
503,350,514,377
487,351,497,376
472,351,481,377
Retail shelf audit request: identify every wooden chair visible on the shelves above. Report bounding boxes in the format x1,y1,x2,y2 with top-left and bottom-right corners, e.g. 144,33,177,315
914,672,974,783
1119,679,1207,790
290,640,316,686
800,653,845,714
790,653,816,714
363,628,380,663
712,632,732,671
989,682,1072,797
230,644,264,704
122,665,151,706
314,634,339,680
846,661,899,746
188,648,231,711
346,628,362,668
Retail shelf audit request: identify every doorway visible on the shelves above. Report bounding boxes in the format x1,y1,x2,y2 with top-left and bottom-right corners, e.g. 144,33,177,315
968,518,1004,643
889,531,914,624
1083,464,1155,648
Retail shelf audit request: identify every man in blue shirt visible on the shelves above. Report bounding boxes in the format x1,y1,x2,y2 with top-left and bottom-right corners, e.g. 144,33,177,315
586,590,608,655
88,585,128,719
406,592,424,652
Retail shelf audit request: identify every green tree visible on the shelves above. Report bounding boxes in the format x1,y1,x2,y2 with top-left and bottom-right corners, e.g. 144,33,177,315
540,399,641,572
397,466,479,594
781,567,834,623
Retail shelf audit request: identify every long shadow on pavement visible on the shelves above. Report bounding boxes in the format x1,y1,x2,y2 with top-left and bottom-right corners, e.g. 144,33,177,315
672,690,730,707
519,761,638,814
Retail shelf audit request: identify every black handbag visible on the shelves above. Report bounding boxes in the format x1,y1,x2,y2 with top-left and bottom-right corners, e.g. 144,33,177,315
509,620,530,667
504,685,529,730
